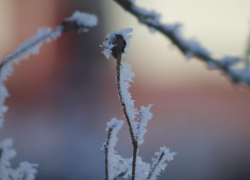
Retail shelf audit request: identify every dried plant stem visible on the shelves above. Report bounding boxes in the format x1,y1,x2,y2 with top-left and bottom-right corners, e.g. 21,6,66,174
105,128,113,180
0,149,2,162
113,171,127,180
147,152,164,180
114,36,138,180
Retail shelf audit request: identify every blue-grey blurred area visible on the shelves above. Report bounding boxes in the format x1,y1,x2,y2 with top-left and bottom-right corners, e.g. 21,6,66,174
1,0,250,180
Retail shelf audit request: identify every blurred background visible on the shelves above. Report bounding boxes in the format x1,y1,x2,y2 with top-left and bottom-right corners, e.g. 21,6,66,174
1,0,250,180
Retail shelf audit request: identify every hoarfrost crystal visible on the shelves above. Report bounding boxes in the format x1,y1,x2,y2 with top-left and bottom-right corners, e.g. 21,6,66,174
102,28,133,59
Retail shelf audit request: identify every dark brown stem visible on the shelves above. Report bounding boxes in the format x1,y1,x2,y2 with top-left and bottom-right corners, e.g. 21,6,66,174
113,36,138,180
0,149,3,161
147,152,164,180
105,128,113,180
113,170,127,180
0,148,2,180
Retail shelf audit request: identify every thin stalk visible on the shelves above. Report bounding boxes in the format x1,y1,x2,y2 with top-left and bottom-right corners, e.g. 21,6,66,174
147,152,164,180
116,54,138,180
105,128,113,180
113,170,127,180
113,36,138,180
0,149,2,162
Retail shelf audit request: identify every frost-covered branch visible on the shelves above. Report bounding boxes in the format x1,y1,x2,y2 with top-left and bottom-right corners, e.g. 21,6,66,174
114,0,250,85
0,11,97,128
137,104,153,146
147,147,176,180
0,11,98,180
102,28,139,180
103,118,130,180
102,29,176,180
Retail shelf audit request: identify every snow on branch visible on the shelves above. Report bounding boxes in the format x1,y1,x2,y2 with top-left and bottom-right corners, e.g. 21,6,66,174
0,11,98,128
114,0,250,85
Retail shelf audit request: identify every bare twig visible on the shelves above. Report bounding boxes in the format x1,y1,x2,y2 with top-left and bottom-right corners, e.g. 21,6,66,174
112,35,138,180
114,0,250,85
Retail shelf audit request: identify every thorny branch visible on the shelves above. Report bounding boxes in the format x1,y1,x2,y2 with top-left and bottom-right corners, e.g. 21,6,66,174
114,0,250,85
112,35,138,180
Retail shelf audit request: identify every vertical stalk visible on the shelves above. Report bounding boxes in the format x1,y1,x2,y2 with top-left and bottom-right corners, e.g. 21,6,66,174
114,36,138,180
105,128,112,180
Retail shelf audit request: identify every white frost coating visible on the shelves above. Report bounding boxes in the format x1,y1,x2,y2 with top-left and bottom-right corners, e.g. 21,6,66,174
120,62,138,131
219,56,241,66
0,139,16,180
105,118,124,149
207,61,217,69
0,139,38,180
103,118,130,180
0,27,61,82
66,11,98,32
229,67,250,83
131,2,211,60
137,104,153,145
182,38,211,59
131,2,212,61
102,28,133,59
135,156,151,180
0,27,61,128
133,5,161,25
0,83,8,128
0,140,16,178
149,147,176,180
10,162,38,180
